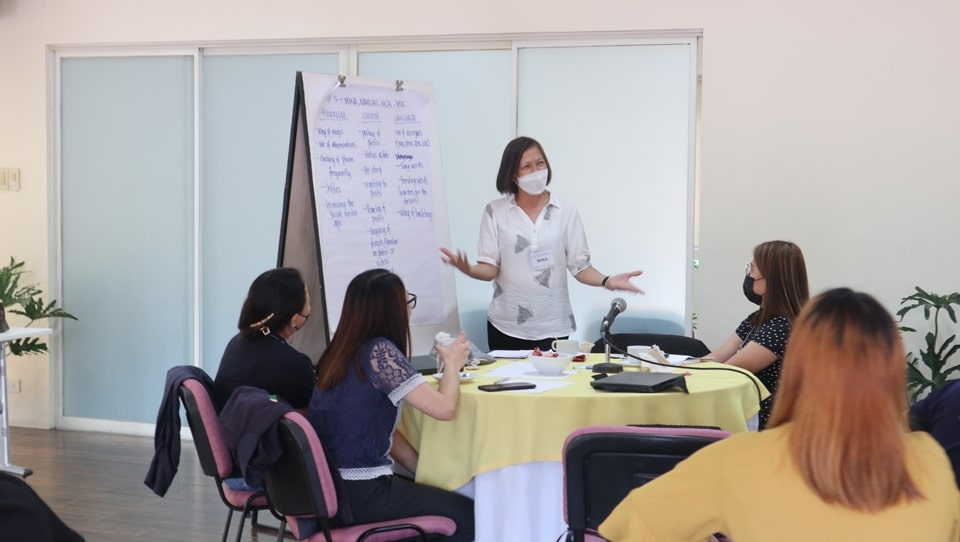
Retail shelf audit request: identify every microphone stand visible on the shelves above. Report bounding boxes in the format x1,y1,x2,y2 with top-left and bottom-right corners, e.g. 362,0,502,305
601,326,620,364
594,326,624,373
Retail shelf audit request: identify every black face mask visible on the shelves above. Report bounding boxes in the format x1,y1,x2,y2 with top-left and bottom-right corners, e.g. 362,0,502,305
742,275,763,305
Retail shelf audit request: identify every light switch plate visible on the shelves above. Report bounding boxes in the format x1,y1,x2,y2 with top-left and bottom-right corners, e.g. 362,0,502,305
7,168,19,191
0,169,8,191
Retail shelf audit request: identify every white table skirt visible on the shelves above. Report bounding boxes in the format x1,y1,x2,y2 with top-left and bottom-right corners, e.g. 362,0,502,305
454,414,758,542
456,461,567,542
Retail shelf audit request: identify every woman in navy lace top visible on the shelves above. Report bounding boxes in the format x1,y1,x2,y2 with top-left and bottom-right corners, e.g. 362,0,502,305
309,269,475,540
709,240,809,429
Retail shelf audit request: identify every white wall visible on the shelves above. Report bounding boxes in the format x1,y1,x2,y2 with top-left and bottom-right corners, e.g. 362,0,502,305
1,0,958,427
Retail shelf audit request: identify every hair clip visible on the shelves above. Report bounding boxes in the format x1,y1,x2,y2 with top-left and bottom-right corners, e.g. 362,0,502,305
248,313,275,329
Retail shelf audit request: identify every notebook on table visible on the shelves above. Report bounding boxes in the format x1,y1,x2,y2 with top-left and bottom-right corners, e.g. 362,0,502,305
590,372,689,394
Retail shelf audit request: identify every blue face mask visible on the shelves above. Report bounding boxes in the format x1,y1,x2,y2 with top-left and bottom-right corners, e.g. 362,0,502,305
743,274,763,305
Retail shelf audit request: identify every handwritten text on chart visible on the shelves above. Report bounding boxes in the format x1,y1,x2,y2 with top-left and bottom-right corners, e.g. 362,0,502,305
313,85,437,270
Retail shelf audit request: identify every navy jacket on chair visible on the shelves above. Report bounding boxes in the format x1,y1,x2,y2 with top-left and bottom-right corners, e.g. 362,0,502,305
219,386,354,527
144,365,214,497
218,385,294,489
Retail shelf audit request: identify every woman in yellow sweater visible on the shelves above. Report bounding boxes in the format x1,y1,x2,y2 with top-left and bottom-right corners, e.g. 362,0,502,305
600,288,960,541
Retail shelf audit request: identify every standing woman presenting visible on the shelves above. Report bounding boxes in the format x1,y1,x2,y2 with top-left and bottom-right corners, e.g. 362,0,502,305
441,136,643,351
709,240,809,429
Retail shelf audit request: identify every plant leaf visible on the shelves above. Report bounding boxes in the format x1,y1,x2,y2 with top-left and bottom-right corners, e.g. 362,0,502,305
899,286,960,396
18,298,78,321
0,259,78,358
7,337,48,356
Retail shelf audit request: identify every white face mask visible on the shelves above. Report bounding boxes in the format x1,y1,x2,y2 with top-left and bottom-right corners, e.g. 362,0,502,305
517,168,549,196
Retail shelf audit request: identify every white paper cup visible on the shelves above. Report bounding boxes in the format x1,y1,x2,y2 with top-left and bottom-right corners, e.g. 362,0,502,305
435,332,457,373
435,332,456,347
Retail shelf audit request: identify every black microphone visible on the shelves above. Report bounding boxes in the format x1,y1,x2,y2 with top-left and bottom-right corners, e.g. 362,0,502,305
600,297,627,334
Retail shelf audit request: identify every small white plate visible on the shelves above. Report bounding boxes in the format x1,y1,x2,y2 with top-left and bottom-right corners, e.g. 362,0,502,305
432,372,475,383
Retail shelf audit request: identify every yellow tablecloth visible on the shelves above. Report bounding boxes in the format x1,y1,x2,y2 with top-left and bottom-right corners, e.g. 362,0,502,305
399,355,769,491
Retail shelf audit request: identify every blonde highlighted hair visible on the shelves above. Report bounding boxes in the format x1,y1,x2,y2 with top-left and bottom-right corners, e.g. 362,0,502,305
768,288,922,511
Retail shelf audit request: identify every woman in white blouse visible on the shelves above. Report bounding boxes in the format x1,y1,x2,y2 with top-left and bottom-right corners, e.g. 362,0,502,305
441,136,643,351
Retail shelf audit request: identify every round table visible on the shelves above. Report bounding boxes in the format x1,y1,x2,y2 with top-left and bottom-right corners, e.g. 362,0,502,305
398,355,768,542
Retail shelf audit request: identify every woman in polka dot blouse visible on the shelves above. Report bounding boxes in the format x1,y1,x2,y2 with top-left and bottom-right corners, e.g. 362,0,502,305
709,240,809,429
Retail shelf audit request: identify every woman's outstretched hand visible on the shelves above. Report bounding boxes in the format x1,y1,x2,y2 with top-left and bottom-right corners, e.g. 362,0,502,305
440,248,472,276
607,270,645,295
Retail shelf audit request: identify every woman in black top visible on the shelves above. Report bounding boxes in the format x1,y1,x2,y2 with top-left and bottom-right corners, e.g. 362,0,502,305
212,267,315,412
709,240,809,429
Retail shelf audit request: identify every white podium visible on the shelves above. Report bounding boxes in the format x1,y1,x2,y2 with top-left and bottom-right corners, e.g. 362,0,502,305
0,326,52,477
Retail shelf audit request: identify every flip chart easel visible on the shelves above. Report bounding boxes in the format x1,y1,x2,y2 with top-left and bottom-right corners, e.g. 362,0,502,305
279,72,460,362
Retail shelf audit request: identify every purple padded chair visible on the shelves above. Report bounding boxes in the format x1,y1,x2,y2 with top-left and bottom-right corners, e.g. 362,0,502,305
263,412,456,542
562,424,731,542
180,378,275,542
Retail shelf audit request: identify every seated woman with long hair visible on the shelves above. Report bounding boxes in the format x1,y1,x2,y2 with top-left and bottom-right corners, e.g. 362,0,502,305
709,240,809,429
309,269,475,541
600,288,960,541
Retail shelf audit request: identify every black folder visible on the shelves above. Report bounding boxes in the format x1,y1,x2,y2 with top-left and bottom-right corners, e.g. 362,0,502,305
590,372,688,394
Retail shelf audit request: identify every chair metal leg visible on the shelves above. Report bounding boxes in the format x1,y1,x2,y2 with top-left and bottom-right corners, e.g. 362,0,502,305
237,505,280,536
221,509,234,542
235,495,260,542
237,494,286,542
252,509,274,531
234,509,246,542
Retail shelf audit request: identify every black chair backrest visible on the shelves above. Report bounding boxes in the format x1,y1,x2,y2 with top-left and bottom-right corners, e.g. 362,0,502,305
591,333,710,358
565,429,725,534
179,382,222,479
263,415,333,521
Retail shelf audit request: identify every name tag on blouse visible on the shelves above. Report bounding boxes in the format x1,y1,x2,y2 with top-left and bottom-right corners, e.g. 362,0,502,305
530,249,554,271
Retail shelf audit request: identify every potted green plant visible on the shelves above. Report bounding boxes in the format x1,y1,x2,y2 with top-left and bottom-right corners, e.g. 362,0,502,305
0,258,77,356
897,287,960,402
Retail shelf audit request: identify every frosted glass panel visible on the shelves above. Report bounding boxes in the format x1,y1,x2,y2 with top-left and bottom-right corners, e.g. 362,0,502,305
54,42,695,426
358,50,513,348
201,53,339,375
61,56,195,422
517,44,695,338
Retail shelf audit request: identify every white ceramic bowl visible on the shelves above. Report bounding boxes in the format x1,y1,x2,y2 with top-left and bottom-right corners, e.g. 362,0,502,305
531,355,572,376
